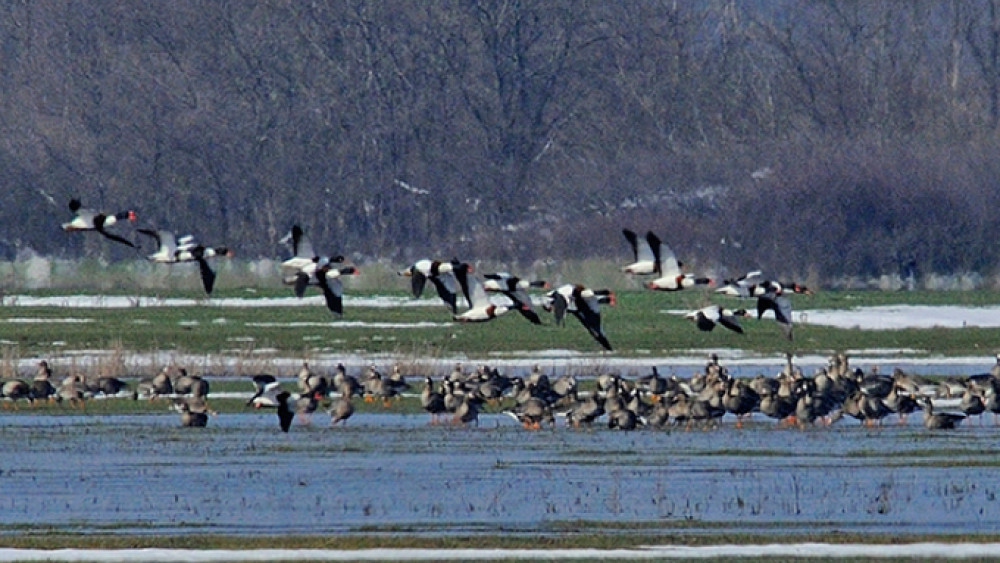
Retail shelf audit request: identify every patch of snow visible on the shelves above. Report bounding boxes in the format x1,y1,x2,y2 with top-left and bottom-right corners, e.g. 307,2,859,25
4,317,94,324
0,295,440,309
665,305,1000,330
803,305,1000,329
245,321,450,329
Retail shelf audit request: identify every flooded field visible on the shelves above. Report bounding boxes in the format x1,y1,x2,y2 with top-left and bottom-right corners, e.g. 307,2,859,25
2,409,1000,537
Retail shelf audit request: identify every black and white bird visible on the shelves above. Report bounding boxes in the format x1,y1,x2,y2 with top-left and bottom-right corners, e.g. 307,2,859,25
685,305,750,334
293,257,359,316
279,225,344,287
275,391,295,432
138,229,233,295
453,276,509,323
636,232,712,291
714,271,764,297
246,374,278,406
543,284,614,351
398,259,473,314
621,229,664,276
61,198,137,247
482,272,547,325
756,285,794,341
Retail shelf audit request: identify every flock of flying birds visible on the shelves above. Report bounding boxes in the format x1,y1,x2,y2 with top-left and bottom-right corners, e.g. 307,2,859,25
60,199,812,351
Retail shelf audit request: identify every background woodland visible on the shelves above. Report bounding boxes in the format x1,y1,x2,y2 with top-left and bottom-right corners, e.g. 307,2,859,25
3,1,1000,284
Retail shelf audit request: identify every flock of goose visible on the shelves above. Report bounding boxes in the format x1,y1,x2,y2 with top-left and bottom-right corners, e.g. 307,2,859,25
58,199,813,351
3,352,998,433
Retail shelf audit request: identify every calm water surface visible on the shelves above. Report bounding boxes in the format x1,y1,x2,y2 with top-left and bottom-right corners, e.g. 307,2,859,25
2,410,1000,536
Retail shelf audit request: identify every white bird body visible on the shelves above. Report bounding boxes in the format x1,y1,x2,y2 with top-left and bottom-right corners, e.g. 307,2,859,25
686,305,749,333
62,199,137,247
399,259,473,313
647,273,712,291
637,234,711,291
137,229,232,295
622,230,666,275
715,271,764,297
453,276,509,322
544,284,614,350
482,272,546,325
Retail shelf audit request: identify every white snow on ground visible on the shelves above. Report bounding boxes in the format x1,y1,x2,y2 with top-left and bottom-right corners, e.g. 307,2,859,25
0,295,438,309
245,321,450,329
665,305,1000,329
4,317,94,323
799,305,1000,329
7,294,1000,329
2,544,1000,561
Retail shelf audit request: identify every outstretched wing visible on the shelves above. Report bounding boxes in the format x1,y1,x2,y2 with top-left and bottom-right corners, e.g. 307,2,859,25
191,246,217,295
293,272,311,298
317,268,344,316
573,290,612,351
429,274,459,313
757,293,793,340
649,232,678,276
717,311,744,334
622,229,641,262
409,271,427,298
94,215,136,247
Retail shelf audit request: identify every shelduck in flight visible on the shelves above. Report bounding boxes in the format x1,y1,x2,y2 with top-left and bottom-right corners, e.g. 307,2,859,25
61,198,137,247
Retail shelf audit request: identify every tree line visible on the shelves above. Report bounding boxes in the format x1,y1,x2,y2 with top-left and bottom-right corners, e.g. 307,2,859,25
2,0,999,283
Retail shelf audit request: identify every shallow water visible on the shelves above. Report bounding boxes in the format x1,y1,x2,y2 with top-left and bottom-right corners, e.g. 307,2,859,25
2,410,1000,536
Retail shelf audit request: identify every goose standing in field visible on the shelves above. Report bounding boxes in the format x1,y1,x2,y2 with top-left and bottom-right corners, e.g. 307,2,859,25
621,229,664,276
332,364,363,398
30,361,58,403
452,392,484,426
921,397,965,430
421,376,447,424
564,393,606,428
296,362,329,398
61,198,137,247
453,276,509,323
136,366,174,400
1,379,31,409
959,388,986,425
543,284,614,351
723,378,760,428
172,368,209,399
398,259,474,314
172,397,214,427
328,382,355,426
482,272,547,325
93,375,130,397
883,385,918,425
982,380,1000,425
685,305,750,334
56,374,87,408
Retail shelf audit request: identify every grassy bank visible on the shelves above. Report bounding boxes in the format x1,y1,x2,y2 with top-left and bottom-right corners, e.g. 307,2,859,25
3,289,1000,363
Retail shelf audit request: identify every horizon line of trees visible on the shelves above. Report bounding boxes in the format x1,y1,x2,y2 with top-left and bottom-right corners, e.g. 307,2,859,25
2,1,1000,282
